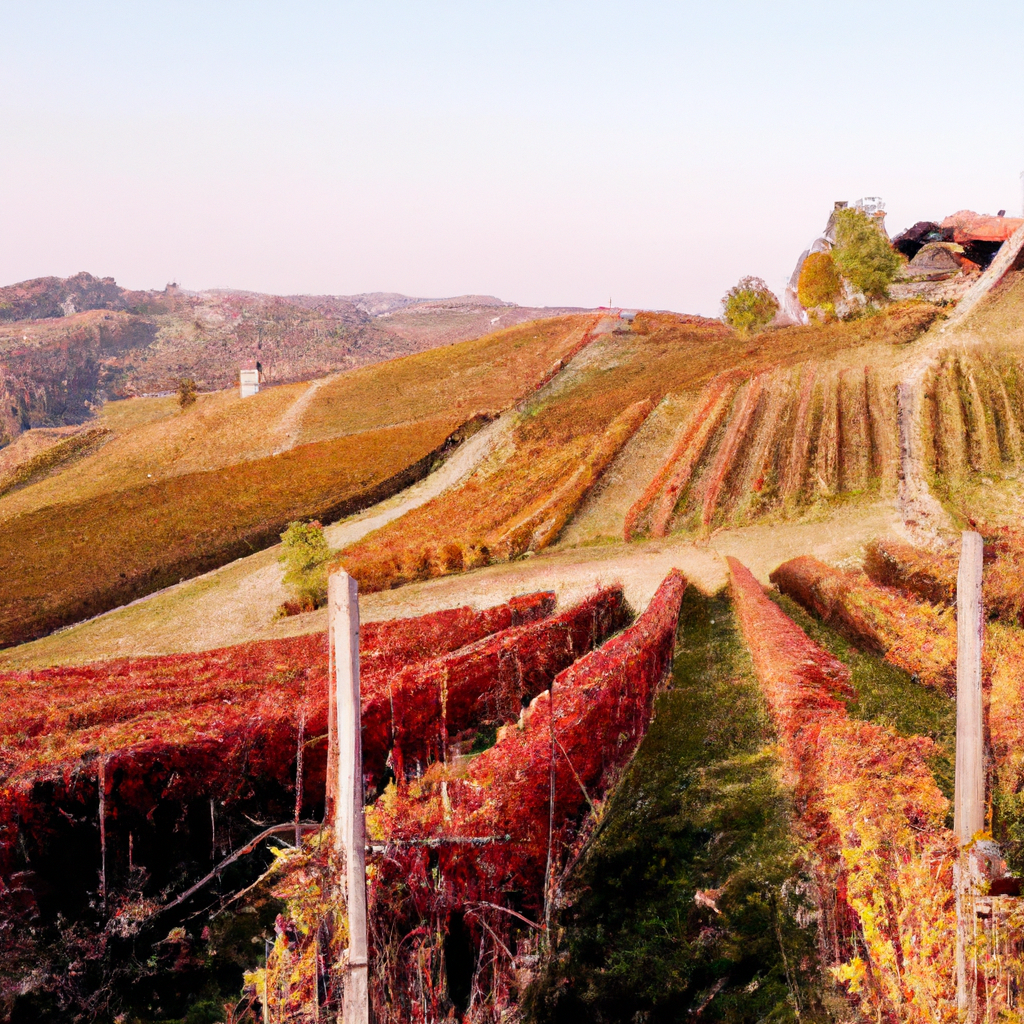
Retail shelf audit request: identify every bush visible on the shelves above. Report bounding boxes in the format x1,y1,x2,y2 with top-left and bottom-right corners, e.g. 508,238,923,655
177,377,198,408
797,250,841,319
721,276,779,334
832,207,904,302
279,520,331,609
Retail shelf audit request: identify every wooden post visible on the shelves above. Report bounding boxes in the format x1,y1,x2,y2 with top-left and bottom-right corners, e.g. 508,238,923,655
326,609,337,832
98,756,107,912
955,529,984,1020
330,571,369,1024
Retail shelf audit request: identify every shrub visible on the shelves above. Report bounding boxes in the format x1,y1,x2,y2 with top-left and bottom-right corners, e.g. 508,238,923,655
797,250,841,319
279,520,331,609
721,276,779,334
177,377,198,408
832,208,904,302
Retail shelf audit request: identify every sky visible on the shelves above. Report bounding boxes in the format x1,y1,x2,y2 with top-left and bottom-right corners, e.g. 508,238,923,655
2,1,1023,316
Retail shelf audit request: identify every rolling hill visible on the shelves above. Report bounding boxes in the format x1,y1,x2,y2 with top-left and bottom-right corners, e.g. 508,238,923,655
0,314,595,647
5,253,1024,1022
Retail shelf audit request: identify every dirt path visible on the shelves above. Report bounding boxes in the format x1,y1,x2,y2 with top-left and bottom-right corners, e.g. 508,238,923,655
895,360,952,544
325,413,514,550
0,495,895,670
272,376,333,453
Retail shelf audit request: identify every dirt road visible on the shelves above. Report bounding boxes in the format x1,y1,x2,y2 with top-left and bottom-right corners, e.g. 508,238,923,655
0,495,897,670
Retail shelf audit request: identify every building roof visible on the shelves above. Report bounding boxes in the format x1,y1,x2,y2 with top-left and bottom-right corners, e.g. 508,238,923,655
941,210,1024,244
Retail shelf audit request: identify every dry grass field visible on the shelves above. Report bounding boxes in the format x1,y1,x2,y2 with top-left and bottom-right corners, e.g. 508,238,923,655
295,314,595,443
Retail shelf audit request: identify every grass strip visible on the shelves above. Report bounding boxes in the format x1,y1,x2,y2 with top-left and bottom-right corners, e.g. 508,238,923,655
524,588,827,1023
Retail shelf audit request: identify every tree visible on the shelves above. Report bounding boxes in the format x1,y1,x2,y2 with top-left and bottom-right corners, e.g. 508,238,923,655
721,277,779,335
279,520,331,610
797,251,841,320
177,377,198,409
832,208,903,302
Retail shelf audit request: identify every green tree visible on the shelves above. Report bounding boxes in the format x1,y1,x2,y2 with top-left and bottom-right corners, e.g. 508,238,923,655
177,377,198,409
797,251,841,320
279,520,331,609
721,276,779,334
832,207,903,302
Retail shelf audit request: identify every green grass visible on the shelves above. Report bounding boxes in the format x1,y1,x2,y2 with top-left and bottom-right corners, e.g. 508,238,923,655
524,589,831,1023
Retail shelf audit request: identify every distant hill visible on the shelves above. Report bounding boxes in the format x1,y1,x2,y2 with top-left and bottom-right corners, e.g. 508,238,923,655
0,272,588,444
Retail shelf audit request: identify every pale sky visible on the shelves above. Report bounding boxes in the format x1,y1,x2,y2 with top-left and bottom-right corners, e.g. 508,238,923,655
2,1,1023,315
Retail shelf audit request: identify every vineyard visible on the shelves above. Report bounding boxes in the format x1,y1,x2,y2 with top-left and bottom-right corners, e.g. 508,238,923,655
0,578,675,1021
333,305,939,593
9,259,1024,1024
729,558,960,1023
615,312,1024,541
771,546,1024,874
0,316,596,648
0,591,561,1017
257,571,685,1022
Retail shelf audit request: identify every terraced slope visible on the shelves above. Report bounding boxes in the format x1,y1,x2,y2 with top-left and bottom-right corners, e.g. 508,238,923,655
0,316,595,647
333,309,928,591
611,301,1024,540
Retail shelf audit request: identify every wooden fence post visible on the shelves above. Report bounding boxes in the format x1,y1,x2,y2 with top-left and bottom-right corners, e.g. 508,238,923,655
330,571,369,1024
326,607,337,835
955,529,984,1020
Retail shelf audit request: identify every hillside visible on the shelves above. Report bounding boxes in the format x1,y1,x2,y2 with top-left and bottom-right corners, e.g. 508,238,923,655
0,272,588,445
332,303,943,591
0,301,959,667
0,315,595,647
6,259,1024,1022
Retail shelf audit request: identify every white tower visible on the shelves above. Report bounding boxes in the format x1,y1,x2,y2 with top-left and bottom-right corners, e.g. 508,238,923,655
239,365,260,398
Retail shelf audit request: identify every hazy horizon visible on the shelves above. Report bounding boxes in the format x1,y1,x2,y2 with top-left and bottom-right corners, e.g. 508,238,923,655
3,1,1023,316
